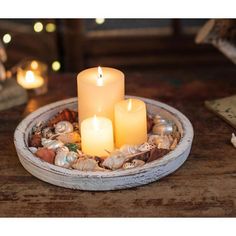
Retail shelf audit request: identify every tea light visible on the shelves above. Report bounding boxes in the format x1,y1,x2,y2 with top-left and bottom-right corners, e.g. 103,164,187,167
77,67,124,125
17,60,48,94
114,98,147,148
17,70,44,89
81,115,114,157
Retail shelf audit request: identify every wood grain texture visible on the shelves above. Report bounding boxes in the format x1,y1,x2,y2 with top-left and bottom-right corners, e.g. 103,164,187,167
1,64,236,216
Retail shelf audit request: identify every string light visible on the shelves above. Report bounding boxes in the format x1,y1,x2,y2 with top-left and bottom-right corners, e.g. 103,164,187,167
95,18,105,25
34,22,43,33
46,23,56,33
52,61,61,71
2,33,11,44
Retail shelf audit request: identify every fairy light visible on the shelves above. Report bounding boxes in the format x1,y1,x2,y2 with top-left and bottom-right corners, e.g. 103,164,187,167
34,22,43,33
2,33,11,44
95,18,105,25
46,23,56,33
52,61,61,71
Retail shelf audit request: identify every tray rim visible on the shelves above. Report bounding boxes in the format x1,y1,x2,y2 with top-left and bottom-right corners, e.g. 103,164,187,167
14,96,194,178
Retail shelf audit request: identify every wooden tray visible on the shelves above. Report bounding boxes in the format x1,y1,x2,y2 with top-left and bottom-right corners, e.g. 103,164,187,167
14,96,194,191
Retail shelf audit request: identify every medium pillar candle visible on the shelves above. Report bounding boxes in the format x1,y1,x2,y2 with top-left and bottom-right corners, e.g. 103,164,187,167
77,67,124,125
114,98,147,148
81,116,114,157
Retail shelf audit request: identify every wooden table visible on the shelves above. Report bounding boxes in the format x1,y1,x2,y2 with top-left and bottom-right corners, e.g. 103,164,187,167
1,65,236,217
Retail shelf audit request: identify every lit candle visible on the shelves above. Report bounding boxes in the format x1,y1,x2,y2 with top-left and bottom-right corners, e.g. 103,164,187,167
81,115,114,157
17,70,44,89
114,98,147,148
77,67,124,125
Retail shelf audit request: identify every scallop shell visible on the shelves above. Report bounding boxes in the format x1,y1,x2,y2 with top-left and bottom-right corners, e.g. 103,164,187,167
123,159,145,169
54,150,78,168
72,158,104,171
231,133,236,148
41,138,64,150
55,121,74,134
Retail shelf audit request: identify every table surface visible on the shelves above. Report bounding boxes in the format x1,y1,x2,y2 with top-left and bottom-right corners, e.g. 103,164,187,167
1,65,236,217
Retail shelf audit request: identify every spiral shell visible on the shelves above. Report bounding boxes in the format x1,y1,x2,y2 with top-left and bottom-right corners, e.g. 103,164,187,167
102,154,126,170
152,122,173,135
41,138,64,150
55,121,73,134
72,158,104,171
54,150,78,168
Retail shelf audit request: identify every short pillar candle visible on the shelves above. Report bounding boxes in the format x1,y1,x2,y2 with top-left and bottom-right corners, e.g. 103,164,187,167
81,116,114,157
114,98,147,148
77,67,124,125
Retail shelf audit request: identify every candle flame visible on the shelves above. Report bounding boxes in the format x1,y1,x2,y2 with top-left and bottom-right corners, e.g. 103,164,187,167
25,70,35,83
97,66,103,86
127,99,132,111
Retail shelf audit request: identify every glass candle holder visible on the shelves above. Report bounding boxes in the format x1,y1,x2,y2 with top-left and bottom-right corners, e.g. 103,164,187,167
17,60,48,95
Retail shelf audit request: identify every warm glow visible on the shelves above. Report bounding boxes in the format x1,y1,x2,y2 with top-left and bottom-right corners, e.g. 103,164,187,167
25,71,35,83
31,60,38,70
92,115,99,130
95,18,105,25
3,33,11,44
52,61,61,71
127,99,132,111
46,23,56,32
34,22,43,32
97,66,103,86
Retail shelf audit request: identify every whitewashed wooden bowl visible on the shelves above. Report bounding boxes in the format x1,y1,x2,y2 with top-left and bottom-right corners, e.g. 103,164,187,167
14,96,194,191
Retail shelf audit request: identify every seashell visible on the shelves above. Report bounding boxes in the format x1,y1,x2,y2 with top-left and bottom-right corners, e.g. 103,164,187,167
138,142,155,152
42,127,54,139
56,146,69,153
153,115,168,125
29,147,38,154
55,121,74,134
119,144,139,155
41,138,64,150
72,158,104,171
57,132,80,144
29,133,42,148
32,121,44,135
231,133,236,148
102,154,126,170
123,159,145,169
170,138,178,150
35,148,56,164
148,135,171,149
152,122,173,135
54,150,78,168
48,109,77,127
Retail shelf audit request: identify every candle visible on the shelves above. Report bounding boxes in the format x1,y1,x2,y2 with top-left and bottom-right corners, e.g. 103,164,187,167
114,98,147,148
81,115,114,157
17,70,44,89
77,67,124,125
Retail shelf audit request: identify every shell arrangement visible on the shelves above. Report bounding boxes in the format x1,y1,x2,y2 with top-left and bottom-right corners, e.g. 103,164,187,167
28,109,182,171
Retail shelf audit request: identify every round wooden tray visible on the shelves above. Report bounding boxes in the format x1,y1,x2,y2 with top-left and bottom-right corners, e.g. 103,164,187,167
14,96,194,191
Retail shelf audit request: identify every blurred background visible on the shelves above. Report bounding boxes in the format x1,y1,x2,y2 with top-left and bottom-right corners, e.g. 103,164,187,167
0,19,231,73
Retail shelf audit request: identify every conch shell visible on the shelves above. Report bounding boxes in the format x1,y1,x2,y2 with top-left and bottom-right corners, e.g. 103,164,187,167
54,150,78,168
72,158,104,171
55,121,74,134
41,138,64,150
57,132,81,144
231,133,236,148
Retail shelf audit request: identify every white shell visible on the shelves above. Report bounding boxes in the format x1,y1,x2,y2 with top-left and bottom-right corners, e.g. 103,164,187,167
119,144,139,155
231,133,236,148
56,146,69,153
102,155,126,170
41,138,64,150
72,158,103,171
55,121,73,134
28,147,38,154
55,150,78,168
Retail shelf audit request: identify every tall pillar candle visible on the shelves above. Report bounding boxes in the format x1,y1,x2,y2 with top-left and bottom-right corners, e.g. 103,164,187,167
114,98,147,148
77,67,124,125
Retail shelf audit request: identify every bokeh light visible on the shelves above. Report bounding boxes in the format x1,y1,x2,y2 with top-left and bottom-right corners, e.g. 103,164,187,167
2,33,11,44
34,22,43,33
52,61,61,71
95,18,105,25
31,60,38,70
46,23,56,33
